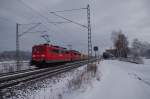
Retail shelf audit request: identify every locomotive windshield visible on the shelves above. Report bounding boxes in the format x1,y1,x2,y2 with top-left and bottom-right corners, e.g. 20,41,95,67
33,47,44,53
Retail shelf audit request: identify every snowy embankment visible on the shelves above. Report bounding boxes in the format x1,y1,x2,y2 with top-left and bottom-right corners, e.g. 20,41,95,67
3,64,98,99
71,59,150,99
3,59,150,99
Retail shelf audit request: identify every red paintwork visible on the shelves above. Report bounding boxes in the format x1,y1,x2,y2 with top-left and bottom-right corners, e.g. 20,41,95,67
31,43,81,66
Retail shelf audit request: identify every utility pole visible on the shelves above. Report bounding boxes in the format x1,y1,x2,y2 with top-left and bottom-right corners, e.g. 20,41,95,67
16,23,20,71
49,5,93,63
87,4,92,63
94,46,98,58
15,23,41,71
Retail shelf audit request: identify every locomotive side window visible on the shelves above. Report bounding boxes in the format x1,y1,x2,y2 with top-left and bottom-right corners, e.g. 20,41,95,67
74,53,77,55
51,49,60,53
66,51,69,54
60,50,65,54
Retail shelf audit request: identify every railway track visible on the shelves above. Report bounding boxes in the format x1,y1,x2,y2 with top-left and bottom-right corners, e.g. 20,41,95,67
0,59,96,89
0,68,38,77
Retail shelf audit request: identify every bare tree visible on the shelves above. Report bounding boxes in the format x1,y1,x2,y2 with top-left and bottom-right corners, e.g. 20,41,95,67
131,38,150,58
131,38,141,58
111,30,129,58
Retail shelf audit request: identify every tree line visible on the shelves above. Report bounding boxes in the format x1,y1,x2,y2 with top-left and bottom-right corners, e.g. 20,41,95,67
109,30,150,59
0,51,31,61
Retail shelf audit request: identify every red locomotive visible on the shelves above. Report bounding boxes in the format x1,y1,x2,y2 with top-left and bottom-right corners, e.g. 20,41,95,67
30,43,82,67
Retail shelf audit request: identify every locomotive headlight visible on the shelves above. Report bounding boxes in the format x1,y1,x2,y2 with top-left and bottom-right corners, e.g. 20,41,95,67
41,54,45,57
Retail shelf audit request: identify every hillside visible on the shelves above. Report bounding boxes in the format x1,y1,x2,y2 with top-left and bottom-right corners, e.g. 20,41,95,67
0,51,31,61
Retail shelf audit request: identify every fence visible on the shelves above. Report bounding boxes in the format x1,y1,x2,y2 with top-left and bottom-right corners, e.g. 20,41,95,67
0,61,32,74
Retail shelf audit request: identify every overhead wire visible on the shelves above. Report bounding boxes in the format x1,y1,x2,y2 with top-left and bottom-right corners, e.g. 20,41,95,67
22,31,47,34
49,7,88,48
48,21,71,24
19,0,87,31
18,22,41,25
50,12,88,28
19,0,51,23
50,8,86,13
19,23,41,37
18,0,67,44
17,0,88,49
19,0,62,29
20,0,73,37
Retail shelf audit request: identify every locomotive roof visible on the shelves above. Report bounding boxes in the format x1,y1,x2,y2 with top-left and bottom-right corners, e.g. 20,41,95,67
69,50,80,53
33,43,67,50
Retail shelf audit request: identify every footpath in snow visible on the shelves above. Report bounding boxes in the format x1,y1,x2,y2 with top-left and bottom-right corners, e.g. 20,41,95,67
71,59,150,99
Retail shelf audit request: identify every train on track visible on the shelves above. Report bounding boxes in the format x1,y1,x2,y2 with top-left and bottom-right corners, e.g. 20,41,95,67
30,43,87,67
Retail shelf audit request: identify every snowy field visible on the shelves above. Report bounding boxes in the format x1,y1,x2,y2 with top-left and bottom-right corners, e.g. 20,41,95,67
2,59,150,99
70,59,150,99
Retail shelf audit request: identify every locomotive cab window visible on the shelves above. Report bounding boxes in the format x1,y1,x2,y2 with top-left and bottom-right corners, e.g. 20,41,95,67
50,49,60,54
33,47,44,52
66,51,69,54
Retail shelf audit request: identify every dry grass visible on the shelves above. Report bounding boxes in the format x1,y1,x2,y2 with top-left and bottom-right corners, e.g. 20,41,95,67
67,63,101,93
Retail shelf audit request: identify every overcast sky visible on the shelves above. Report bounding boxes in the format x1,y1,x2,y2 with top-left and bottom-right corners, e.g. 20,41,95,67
0,0,150,53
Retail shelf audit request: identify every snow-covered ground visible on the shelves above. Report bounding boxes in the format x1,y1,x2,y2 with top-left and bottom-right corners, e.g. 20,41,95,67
70,59,150,99
2,59,150,99
3,64,94,99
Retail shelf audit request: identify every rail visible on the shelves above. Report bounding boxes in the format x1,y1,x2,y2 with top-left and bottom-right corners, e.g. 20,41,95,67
0,59,97,89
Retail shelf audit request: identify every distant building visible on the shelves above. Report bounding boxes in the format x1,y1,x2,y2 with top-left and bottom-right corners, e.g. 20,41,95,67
103,49,116,59
105,49,117,56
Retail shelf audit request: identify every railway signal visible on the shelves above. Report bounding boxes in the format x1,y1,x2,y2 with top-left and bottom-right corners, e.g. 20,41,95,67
93,46,98,58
